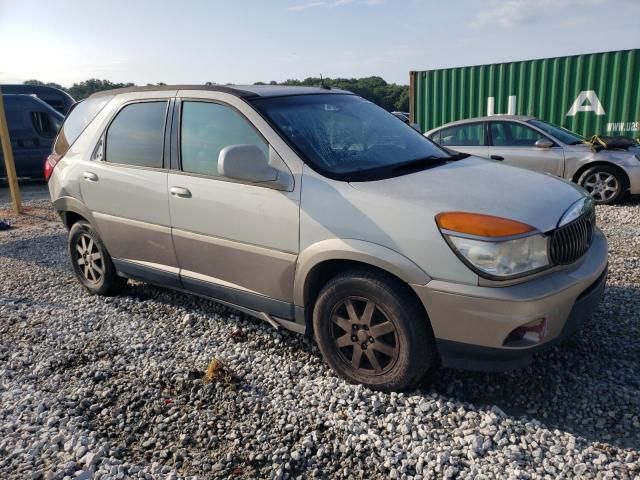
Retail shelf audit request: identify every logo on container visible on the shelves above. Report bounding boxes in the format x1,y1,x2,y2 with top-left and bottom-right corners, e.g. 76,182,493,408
486,90,607,117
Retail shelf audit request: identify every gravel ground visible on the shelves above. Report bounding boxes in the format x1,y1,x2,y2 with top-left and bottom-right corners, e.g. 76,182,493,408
1,197,639,479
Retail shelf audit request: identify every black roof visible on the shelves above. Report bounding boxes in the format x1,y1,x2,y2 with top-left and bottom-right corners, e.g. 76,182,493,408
89,84,352,99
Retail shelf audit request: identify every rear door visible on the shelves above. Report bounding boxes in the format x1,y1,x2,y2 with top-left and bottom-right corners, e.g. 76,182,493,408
79,94,180,285
434,122,489,158
487,121,564,176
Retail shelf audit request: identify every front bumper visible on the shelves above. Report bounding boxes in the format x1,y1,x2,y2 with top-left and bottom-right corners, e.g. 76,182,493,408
411,228,608,371
624,165,640,194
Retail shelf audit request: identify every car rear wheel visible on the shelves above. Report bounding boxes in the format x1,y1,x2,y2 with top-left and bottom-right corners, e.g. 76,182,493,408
579,165,626,205
68,220,126,295
312,268,436,391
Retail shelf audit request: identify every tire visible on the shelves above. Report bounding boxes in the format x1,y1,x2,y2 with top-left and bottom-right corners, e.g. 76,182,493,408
312,268,437,391
578,165,627,205
68,220,126,295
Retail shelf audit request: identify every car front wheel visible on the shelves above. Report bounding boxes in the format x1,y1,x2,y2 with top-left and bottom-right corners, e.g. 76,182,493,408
312,268,436,391
579,165,626,205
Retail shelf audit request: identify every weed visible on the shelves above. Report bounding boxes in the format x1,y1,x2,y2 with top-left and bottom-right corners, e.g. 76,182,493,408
203,357,236,387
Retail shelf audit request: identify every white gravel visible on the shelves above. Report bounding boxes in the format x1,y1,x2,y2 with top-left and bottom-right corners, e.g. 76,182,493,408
1,198,639,479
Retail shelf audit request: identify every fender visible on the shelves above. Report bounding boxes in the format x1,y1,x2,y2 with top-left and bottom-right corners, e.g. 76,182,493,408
52,196,98,230
294,238,431,307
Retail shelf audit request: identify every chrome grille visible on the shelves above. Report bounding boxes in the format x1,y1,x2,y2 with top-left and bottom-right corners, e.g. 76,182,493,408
549,209,596,265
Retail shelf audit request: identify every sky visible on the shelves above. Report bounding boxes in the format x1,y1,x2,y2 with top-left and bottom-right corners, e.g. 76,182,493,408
0,0,638,87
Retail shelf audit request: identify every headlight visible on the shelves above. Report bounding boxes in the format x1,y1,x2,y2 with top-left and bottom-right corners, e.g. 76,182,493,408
436,212,550,279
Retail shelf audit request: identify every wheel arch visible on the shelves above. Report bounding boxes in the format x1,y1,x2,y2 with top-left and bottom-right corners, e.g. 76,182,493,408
572,161,630,189
53,196,97,230
295,239,431,307
295,239,432,333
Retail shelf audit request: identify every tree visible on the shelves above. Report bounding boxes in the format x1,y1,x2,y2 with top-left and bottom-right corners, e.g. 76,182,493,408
21,76,409,110
67,79,134,100
394,88,410,112
23,79,67,91
274,76,408,111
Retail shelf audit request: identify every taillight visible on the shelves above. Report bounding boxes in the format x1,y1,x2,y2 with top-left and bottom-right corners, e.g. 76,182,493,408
44,154,61,181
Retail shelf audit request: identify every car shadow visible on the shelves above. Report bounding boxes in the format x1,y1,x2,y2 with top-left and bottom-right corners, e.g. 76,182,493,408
122,280,639,451
423,284,640,450
617,194,640,206
0,233,69,271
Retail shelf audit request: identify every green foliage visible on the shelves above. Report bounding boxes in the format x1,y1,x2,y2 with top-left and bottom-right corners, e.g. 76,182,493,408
276,76,409,111
23,79,66,91
24,76,409,111
66,79,135,100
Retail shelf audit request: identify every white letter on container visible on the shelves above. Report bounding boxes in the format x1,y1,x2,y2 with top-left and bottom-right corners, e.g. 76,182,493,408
566,91,606,116
487,96,516,116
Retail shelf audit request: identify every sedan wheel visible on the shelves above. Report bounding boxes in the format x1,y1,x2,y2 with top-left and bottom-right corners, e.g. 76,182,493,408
583,171,619,203
578,165,626,205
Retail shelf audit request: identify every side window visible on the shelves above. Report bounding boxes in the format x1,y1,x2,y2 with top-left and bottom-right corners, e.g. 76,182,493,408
490,122,545,147
428,130,441,144
55,95,114,156
30,112,61,138
180,101,268,177
105,101,167,168
439,123,485,147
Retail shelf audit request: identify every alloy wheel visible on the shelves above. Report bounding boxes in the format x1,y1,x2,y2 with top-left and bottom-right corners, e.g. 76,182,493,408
75,234,104,284
330,296,399,374
583,171,619,203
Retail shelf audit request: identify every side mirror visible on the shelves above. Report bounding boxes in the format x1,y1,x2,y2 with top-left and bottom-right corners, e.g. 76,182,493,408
535,138,554,149
218,144,277,183
410,123,422,133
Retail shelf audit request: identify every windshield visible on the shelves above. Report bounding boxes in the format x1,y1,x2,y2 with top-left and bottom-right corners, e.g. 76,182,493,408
251,94,449,181
527,119,584,145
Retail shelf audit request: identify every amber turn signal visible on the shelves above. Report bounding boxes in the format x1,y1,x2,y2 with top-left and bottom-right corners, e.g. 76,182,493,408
436,212,536,238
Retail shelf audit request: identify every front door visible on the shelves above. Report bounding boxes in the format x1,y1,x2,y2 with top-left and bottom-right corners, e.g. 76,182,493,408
487,121,565,176
168,98,299,318
80,98,180,285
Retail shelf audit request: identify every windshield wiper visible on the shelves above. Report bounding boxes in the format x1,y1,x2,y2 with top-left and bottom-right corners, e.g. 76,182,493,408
569,140,584,145
392,156,448,172
446,152,470,161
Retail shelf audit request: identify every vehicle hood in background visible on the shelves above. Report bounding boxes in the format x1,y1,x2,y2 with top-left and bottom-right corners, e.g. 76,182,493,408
564,142,640,165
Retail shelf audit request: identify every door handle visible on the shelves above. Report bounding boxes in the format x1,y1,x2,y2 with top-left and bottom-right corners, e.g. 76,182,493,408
490,155,504,161
83,171,98,182
170,186,192,198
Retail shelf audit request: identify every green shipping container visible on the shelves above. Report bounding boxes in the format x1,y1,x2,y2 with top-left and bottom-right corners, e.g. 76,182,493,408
410,49,640,139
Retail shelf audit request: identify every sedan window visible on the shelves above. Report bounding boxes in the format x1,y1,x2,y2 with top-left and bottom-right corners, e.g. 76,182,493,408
490,122,546,147
439,123,485,147
528,119,583,145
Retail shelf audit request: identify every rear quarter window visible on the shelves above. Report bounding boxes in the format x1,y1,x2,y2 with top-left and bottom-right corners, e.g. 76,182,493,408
54,95,114,156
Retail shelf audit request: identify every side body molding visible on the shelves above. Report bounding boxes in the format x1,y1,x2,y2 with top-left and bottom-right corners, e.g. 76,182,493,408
294,238,432,307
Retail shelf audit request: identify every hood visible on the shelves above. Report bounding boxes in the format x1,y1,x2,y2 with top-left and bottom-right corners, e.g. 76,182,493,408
565,142,640,164
350,157,585,233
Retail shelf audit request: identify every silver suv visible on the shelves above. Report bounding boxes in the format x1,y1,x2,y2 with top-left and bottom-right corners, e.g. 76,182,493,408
426,115,640,205
47,86,608,391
